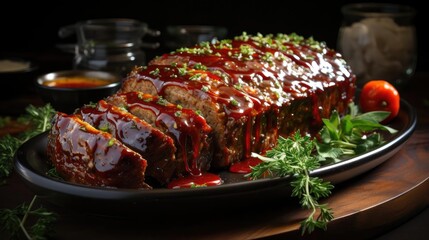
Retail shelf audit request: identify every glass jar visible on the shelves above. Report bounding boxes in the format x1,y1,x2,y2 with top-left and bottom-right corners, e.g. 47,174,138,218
337,3,416,88
164,25,228,50
59,18,160,77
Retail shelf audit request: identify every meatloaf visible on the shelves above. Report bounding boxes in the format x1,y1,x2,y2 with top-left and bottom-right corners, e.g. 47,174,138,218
47,112,151,189
119,32,356,169
78,100,177,185
47,32,356,188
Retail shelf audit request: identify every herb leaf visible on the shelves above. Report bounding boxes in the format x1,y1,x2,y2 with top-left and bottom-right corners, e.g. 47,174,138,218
317,103,398,163
248,132,334,235
0,104,56,183
248,102,397,235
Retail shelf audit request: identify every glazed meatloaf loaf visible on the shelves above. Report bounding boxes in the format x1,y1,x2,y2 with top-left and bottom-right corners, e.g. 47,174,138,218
47,32,356,189
119,32,356,169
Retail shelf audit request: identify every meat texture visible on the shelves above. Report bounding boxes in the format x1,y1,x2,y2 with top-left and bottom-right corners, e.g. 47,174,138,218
47,112,151,189
78,100,176,185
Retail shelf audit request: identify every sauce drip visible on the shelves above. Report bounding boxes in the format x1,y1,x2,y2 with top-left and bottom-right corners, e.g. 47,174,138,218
229,157,262,174
167,172,222,189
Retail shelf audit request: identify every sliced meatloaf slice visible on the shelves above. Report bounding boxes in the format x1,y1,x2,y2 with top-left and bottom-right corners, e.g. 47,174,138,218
105,92,213,178
77,100,177,186
119,65,278,168
47,112,151,189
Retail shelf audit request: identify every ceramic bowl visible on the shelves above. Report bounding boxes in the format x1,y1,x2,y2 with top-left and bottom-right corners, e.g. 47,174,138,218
35,70,121,113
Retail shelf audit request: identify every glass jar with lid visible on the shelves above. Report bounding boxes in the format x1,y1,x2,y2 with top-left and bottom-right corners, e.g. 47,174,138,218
59,18,160,77
337,3,416,88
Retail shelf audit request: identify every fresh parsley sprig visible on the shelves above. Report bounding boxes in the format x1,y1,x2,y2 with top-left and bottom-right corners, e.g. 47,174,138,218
316,103,397,163
248,102,397,235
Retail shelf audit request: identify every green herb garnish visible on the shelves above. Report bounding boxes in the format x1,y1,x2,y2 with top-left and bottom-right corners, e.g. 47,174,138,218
248,102,397,235
0,195,57,239
316,103,397,163
248,132,334,235
0,104,56,182
149,68,160,77
107,138,115,147
0,104,57,239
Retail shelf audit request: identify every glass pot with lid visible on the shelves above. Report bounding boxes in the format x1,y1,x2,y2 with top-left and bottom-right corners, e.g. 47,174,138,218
59,18,160,77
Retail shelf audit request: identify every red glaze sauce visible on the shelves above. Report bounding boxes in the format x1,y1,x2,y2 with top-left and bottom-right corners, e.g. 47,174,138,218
43,77,112,88
116,92,211,176
229,157,262,174
167,172,222,189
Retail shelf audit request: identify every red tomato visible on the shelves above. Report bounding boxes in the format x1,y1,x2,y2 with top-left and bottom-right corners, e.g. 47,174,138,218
359,80,400,124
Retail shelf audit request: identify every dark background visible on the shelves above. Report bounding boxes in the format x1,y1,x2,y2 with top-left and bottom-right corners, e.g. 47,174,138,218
0,0,425,72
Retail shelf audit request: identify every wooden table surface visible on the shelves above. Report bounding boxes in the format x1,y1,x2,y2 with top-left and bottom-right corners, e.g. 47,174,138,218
1,70,428,239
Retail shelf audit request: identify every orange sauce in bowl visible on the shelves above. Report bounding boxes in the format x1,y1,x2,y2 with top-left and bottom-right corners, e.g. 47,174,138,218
42,77,113,88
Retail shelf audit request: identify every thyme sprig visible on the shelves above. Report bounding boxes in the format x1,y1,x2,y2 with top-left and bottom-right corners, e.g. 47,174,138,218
249,132,334,235
248,103,397,235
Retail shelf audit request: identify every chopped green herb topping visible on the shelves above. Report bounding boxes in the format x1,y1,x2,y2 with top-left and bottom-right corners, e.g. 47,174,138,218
230,98,239,107
137,92,143,99
149,68,160,76
190,183,207,188
178,66,188,76
215,39,233,49
201,85,210,92
233,83,242,90
261,52,274,64
189,73,202,81
235,32,250,41
193,63,207,70
157,97,169,106
107,138,115,147
99,124,110,132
